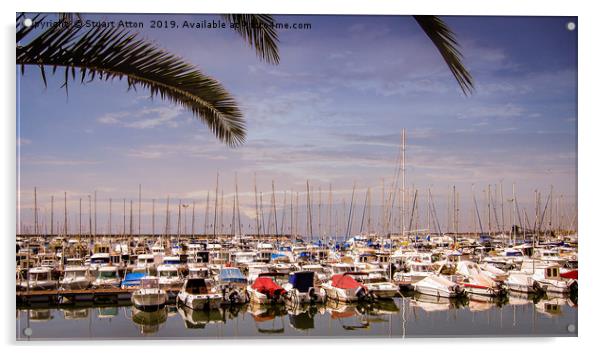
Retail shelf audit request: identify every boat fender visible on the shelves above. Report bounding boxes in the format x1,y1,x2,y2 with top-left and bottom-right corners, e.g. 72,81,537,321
355,287,367,300
229,290,239,303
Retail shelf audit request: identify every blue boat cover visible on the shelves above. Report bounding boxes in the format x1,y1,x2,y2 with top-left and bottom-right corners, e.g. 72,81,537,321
289,271,314,293
219,268,246,283
271,253,287,260
122,272,145,287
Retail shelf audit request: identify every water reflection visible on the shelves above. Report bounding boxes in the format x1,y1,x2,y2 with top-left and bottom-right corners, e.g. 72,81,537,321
16,291,578,339
177,306,225,329
130,307,168,335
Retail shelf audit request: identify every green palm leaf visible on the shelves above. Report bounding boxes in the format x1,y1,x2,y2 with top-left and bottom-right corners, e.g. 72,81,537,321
221,14,280,65
16,16,245,146
414,15,474,95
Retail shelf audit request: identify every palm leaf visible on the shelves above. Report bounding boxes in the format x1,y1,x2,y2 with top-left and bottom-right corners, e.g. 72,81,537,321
413,15,474,95
221,14,280,65
16,15,245,146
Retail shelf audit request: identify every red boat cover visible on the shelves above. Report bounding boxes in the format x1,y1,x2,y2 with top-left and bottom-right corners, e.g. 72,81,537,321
331,274,363,289
561,269,578,280
251,277,286,297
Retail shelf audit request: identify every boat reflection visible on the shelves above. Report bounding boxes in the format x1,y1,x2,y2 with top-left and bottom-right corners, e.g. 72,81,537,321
29,309,53,322
97,306,118,319
131,307,168,335
61,308,89,320
247,303,286,334
326,300,369,330
287,304,324,331
410,293,464,313
176,305,225,329
535,294,574,317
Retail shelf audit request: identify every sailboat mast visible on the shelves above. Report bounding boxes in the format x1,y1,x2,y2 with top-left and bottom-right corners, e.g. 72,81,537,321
152,199,155,237
50,195,54,236
108,198,112,236
306,180,312,241
138,184,141,236
34,187,38,236
254,173,260,236
64,192,67,237
213,172,219,239
401,129,406,237
94,190,97,237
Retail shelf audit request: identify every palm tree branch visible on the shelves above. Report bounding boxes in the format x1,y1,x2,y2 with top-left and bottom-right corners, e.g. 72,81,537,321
413,15,474,95
16,18,245,146
221,14,280,65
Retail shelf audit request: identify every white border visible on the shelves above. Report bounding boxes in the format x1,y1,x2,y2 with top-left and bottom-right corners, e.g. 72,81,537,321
3,1,600,353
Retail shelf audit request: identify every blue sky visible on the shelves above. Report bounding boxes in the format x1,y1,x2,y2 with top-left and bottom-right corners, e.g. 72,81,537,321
17,14,577,236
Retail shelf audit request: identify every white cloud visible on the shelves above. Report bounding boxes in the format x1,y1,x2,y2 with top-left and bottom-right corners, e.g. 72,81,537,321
97,106,183,129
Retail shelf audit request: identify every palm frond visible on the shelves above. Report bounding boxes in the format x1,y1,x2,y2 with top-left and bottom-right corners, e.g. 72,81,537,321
221,14,280,65
413,15,474,95
16,17,245,146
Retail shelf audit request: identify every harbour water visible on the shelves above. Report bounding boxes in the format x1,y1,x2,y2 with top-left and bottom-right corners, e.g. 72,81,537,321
16,292,577,340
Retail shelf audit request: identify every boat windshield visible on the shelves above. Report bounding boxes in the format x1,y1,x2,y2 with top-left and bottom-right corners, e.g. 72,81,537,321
361,276,388,284
91,257,110,264
160,270,179,277
31,272,49,281
66,270,86,278
98,271,117,279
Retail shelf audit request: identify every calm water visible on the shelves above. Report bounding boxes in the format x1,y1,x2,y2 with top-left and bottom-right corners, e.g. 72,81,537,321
16,292,577,340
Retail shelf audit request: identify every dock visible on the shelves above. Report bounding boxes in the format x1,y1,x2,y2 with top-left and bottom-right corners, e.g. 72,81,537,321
17,287,181,305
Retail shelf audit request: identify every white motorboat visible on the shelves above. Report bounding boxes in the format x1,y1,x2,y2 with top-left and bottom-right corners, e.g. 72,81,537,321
91,266,121,289
131,276,167,310
60,266,93,290
353,270,399,299
523,260,577,294
283,271,326,304
301,264,329,284
247,272,288,304
177,278,222,310
216,267,249,304
455,261,506,297
393,261,437,288
322,272,369,302
506,271,542,293
157,264,184,289
22,266,58,290
413,274,465,298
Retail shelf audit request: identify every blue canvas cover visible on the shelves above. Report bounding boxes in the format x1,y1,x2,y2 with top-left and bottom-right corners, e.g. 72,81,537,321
219,268,246,283
122,272,145,287
288,271,314,293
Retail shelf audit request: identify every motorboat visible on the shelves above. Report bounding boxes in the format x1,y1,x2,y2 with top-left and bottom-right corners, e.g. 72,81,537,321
283,271,326,304
216,267,249,304
413,273,465,298
88,253,111,273
91,266,121,289
247,272,288,304
506,271,542,293
455,261,506,297
322,272,369,302
177,278,222,310
524,260,577,294
300,264,329,284
353,270,399,299
136,254,157,275
22,266,58,291
393,261,437,288
60,266,93,290
157,264,184,290
131,276,167,310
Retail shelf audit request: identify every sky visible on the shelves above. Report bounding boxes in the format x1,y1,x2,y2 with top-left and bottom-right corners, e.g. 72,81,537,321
16,14,578,236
